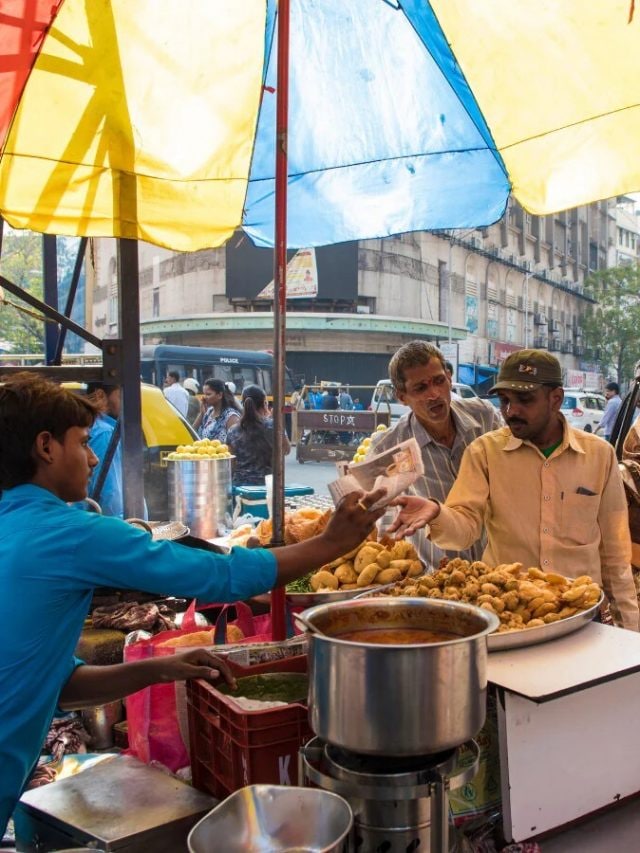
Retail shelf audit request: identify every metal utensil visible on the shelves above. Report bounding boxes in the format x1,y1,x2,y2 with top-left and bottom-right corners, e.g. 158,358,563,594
302,597,498,756
488,590,604,651
188,785,353,853
294,611,328,637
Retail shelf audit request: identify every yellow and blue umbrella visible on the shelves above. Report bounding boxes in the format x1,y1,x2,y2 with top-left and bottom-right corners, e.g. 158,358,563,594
1,0,639,253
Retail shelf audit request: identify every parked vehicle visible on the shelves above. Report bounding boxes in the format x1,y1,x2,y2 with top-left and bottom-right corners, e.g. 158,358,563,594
370,379,477,421
560,389,606,433
140,344,296,402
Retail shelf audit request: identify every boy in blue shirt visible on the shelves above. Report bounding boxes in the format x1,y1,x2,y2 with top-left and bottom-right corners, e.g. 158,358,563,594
0,372,383,837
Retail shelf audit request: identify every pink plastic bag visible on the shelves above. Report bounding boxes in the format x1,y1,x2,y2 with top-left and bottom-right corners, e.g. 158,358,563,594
124,600,302,771
124,600,208,772
212,600,300,645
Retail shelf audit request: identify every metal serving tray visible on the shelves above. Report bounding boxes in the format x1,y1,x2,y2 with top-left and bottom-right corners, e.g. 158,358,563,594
286,586,379,607
487,591,604,651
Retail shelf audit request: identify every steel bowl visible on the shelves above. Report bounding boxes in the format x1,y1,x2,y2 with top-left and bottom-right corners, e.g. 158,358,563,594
298,597,499,756
188,785,353,853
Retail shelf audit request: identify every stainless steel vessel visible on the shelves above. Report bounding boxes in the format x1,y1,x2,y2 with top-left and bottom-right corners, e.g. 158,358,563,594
167,458,232,539
299,737,479,853
188,785,353,853
299,598,498,756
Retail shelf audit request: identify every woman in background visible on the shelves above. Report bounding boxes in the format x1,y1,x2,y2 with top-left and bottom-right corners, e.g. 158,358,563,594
193,378,241,444
227,385,290,486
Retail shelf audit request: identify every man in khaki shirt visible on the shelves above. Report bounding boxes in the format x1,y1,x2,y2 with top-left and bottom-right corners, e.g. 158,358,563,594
391,349,639,631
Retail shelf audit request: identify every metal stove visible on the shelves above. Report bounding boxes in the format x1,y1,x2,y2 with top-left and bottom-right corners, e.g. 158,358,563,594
299,737,479,853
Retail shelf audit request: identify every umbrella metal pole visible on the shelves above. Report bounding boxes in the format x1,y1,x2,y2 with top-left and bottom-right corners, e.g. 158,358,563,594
270,0,291,641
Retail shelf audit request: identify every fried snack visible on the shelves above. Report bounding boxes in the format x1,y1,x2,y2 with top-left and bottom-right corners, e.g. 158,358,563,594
334,562,358,585
157,630,215,648
283,513,425,595
355,545,382,575
373,559,601,634
310,570,340,591
357,563,381,587
285,507,325,544
376,567,403,585
376,550,392,570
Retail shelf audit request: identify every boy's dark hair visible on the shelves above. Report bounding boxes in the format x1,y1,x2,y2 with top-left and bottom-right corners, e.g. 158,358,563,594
167,370,181,382
605,381,620,394
0,372,98,489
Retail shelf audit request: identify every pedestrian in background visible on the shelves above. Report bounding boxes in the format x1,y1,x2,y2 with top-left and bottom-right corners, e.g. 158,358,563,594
193,378,241,443
322,387,340,410
84,381,123,517
163,370,189,418
339,386,354,410
183,377,201,426
227,385,290,486
599,381,622,441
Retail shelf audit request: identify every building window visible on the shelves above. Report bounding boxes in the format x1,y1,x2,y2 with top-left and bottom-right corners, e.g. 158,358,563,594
152,287,160,318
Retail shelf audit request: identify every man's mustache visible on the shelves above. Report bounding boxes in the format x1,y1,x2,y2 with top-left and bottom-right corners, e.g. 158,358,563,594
507,418,527,426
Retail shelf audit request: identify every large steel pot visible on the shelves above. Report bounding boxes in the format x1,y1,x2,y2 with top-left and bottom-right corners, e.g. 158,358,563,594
298,598,499,756
167,457,232,538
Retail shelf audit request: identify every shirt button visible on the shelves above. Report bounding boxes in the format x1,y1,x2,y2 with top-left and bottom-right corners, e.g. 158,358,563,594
544,462,549,467
543,527,549,533
544,495,550,501
543,559,549,565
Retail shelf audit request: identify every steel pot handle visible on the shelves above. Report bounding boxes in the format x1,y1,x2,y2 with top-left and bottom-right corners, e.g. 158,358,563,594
294,612,327,637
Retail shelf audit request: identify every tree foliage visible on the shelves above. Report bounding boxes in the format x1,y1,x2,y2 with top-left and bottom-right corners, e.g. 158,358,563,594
582,264,640,385
0,230,87,355
0,229,45,353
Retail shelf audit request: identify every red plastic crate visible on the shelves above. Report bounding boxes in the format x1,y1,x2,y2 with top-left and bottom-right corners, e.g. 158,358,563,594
186,666,312,799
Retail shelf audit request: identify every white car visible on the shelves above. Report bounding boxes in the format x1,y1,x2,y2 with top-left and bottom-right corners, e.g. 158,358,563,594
560,389,606,433
371,379,477,421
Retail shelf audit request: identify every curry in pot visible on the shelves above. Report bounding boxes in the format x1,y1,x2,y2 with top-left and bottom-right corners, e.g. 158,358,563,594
336,627,459,644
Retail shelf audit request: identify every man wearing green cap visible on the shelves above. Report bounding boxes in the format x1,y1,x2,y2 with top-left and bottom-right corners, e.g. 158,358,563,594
390,349,639,630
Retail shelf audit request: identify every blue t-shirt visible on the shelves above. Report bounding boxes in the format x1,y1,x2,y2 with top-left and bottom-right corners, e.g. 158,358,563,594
87,413,123,517
0,484,276,836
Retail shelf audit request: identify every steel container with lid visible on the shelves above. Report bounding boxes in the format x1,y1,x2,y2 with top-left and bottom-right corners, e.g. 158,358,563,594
298,598,499,756
167,457,233,539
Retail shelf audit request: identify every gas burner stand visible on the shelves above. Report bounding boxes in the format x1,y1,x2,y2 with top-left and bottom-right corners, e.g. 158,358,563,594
299,737,479,853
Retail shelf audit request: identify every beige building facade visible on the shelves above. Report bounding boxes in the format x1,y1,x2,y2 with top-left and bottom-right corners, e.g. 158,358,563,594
85,196,631,391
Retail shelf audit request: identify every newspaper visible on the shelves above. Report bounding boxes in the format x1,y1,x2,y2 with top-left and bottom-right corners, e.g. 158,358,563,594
328,437,423,511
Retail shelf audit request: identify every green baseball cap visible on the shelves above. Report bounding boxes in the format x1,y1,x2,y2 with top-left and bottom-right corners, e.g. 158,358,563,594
489,349,563,394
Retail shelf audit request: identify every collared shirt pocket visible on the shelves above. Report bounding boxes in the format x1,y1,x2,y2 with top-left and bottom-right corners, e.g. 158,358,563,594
561,491,600,545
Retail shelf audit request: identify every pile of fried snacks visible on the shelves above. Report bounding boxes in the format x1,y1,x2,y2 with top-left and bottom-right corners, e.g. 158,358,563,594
376,558,601,633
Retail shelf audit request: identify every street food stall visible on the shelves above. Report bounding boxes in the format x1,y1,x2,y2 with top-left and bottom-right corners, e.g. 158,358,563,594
5,3,640,852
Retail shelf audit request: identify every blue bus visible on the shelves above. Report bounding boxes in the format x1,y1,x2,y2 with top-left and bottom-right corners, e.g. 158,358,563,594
140,344,296,403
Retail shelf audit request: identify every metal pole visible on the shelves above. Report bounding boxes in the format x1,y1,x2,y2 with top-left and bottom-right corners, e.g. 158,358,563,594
524,272,530,348
117,239,145,519
270,0,291,641
431,779,449,853
53,237,88,363
43,235,59,364
447,234,453,344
